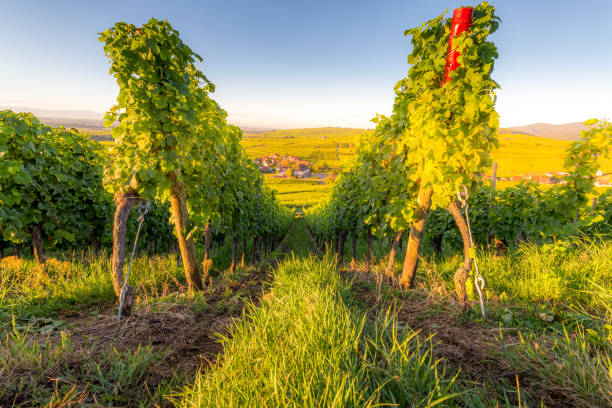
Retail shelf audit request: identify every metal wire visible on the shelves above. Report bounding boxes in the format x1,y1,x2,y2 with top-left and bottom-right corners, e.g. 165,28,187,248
457,185,486,317
117,200,151,321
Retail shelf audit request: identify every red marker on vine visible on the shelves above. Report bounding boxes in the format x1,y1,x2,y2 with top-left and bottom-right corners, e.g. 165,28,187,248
443,7,473,84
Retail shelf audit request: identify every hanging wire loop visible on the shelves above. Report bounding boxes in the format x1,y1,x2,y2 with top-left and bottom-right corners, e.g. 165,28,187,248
117,200,151,321
457,185,486,318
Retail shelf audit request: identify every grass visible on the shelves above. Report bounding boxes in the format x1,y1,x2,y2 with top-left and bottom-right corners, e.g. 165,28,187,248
0,323,168,406
412,239,612,329
176,255,465,407
0,253,186,322
1,214,611,406
0,249,276,406
327,232,612,406
0,232,277,323
502,326,612,407
337,232,611,323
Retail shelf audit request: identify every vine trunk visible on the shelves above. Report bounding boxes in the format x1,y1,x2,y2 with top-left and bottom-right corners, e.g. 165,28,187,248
385,230,403,282
30,225,45,264
400,186,432,288
169,171,203,291
111,190,137,316
448,200,471,309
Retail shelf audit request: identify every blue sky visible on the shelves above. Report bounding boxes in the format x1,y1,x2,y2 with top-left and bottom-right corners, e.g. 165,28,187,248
1,0,610,128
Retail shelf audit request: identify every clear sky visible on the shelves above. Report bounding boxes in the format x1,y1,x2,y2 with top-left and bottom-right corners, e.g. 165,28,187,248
1,0,610,129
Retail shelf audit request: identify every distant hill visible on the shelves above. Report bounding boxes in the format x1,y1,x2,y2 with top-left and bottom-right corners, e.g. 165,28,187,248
501,122,591,141
2,106,103,121
244,127,369,139
0,105,594,143
0,106,276,138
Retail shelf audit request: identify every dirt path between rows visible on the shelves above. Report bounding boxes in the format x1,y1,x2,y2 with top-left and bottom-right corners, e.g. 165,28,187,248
344,269,570,407
5,222,300,407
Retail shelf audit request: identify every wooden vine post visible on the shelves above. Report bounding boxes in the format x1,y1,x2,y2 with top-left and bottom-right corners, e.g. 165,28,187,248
400,7,474,289
487,161,498,251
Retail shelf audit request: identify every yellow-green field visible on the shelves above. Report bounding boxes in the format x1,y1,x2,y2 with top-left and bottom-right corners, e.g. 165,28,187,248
237,128,612,208
242,128,612,176
264,176,332,209
493,132,607,177
242,127,368,168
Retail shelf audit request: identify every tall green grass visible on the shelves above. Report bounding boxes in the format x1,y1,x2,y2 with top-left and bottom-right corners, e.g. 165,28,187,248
176,256,465,407
500,326,612,407
404,239,612,322
0,253,186,321
484,240,611,314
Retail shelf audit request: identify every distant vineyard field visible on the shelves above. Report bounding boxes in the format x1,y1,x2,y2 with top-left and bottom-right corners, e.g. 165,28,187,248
240,127,612,176
241,127,366,167
264,177,332,209
88,127,612,178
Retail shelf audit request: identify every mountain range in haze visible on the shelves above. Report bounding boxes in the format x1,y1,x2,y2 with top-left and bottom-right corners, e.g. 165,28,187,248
1,106,593,141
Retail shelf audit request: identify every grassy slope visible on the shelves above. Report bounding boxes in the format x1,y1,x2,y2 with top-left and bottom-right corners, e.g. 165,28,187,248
327,231,612,407
0,236,283,406
179,217,612,407
178,256,469,407
2,218,610,406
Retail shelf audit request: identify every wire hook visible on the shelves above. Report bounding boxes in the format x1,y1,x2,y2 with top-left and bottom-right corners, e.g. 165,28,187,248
457,184,469,208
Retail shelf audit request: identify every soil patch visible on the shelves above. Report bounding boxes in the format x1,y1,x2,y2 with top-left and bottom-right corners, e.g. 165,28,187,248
2,267,271,407
343,268,570,407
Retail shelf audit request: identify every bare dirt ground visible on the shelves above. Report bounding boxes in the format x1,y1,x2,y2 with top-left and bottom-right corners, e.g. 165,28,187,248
64,266,270,372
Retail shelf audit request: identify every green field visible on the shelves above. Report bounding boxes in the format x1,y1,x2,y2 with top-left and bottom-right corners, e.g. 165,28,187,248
236,128,612,208
94,127,612,182
264,176,332,209
242,127,612,175
493,131,612,177
88,127,612,210
242,127,367,168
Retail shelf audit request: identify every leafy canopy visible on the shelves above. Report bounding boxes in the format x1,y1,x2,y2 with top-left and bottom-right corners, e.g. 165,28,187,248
307,2,501,240
0,110,108,245
99,18,220,200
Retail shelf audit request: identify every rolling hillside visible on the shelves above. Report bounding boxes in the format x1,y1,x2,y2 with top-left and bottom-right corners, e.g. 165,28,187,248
4,106,604,176
239,127,612,209
240,127,611,177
